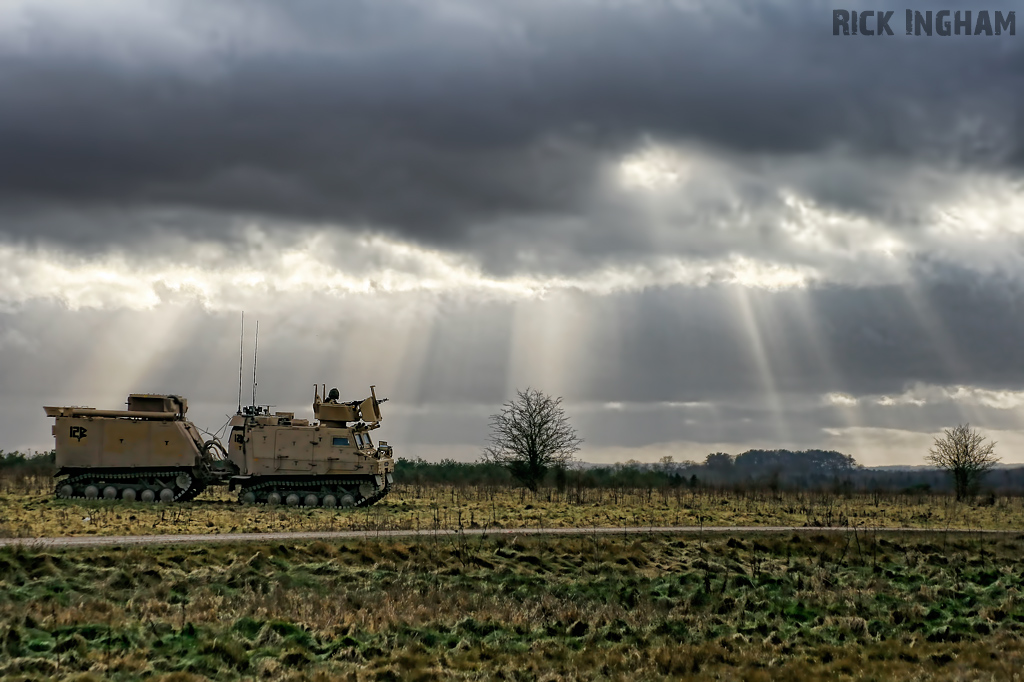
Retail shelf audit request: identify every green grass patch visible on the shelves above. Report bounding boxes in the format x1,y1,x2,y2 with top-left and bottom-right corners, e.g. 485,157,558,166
2,532,1024,679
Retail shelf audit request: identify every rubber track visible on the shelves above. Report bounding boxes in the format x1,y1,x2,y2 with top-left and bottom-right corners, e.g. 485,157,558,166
238,476,391,507
55,469,206,503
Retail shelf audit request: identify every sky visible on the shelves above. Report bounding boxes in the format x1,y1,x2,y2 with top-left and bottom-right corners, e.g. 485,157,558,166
3,0,1024,465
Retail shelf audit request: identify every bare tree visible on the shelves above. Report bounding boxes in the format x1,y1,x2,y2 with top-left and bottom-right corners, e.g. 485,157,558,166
483,388,583,491
927,423,999,501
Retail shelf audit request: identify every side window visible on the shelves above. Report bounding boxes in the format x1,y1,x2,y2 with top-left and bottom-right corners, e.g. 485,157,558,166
332,436,350,447
362,434,372,448
355,433,364,447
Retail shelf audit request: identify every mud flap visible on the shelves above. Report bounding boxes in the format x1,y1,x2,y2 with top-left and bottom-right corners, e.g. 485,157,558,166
386,473,394,486
374,475,383,488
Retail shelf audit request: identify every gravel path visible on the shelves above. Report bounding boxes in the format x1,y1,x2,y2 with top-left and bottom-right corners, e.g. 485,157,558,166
0,525,1018,549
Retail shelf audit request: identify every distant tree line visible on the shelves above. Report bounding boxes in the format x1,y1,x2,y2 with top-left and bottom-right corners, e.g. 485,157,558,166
0,450,56,483
4,445,1022,497
395,449,1024,496
694,450,858,489
396,458,513,487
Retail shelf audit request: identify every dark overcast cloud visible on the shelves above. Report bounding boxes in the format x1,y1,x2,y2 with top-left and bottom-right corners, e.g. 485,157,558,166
2,0,1023,254
3,1,1024,464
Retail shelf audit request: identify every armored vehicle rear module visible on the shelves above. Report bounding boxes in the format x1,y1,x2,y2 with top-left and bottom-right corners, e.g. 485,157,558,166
44,394,225,502
44,385,395,507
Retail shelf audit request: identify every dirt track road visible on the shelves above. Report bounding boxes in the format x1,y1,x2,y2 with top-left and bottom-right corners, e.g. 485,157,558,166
0,525,1017,549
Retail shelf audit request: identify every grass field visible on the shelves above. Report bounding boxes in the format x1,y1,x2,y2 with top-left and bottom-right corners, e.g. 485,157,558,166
1,477,1023,538
2,531,1024,680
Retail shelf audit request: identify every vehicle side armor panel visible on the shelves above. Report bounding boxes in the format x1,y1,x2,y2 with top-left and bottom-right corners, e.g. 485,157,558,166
52,417,201,469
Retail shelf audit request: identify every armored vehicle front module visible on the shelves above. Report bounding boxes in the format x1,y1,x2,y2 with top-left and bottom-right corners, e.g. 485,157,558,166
227,386,395,507
44,385,396,507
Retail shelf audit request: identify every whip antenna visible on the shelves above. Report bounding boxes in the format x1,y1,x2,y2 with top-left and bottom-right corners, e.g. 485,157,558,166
252,320,259,408
237,311,244,414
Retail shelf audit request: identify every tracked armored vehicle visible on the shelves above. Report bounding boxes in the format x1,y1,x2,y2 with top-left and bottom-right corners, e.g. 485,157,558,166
45,385,395,507
227,385,394,507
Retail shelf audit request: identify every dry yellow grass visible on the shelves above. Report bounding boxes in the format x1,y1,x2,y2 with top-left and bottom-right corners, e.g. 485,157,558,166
1,478,1022,537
